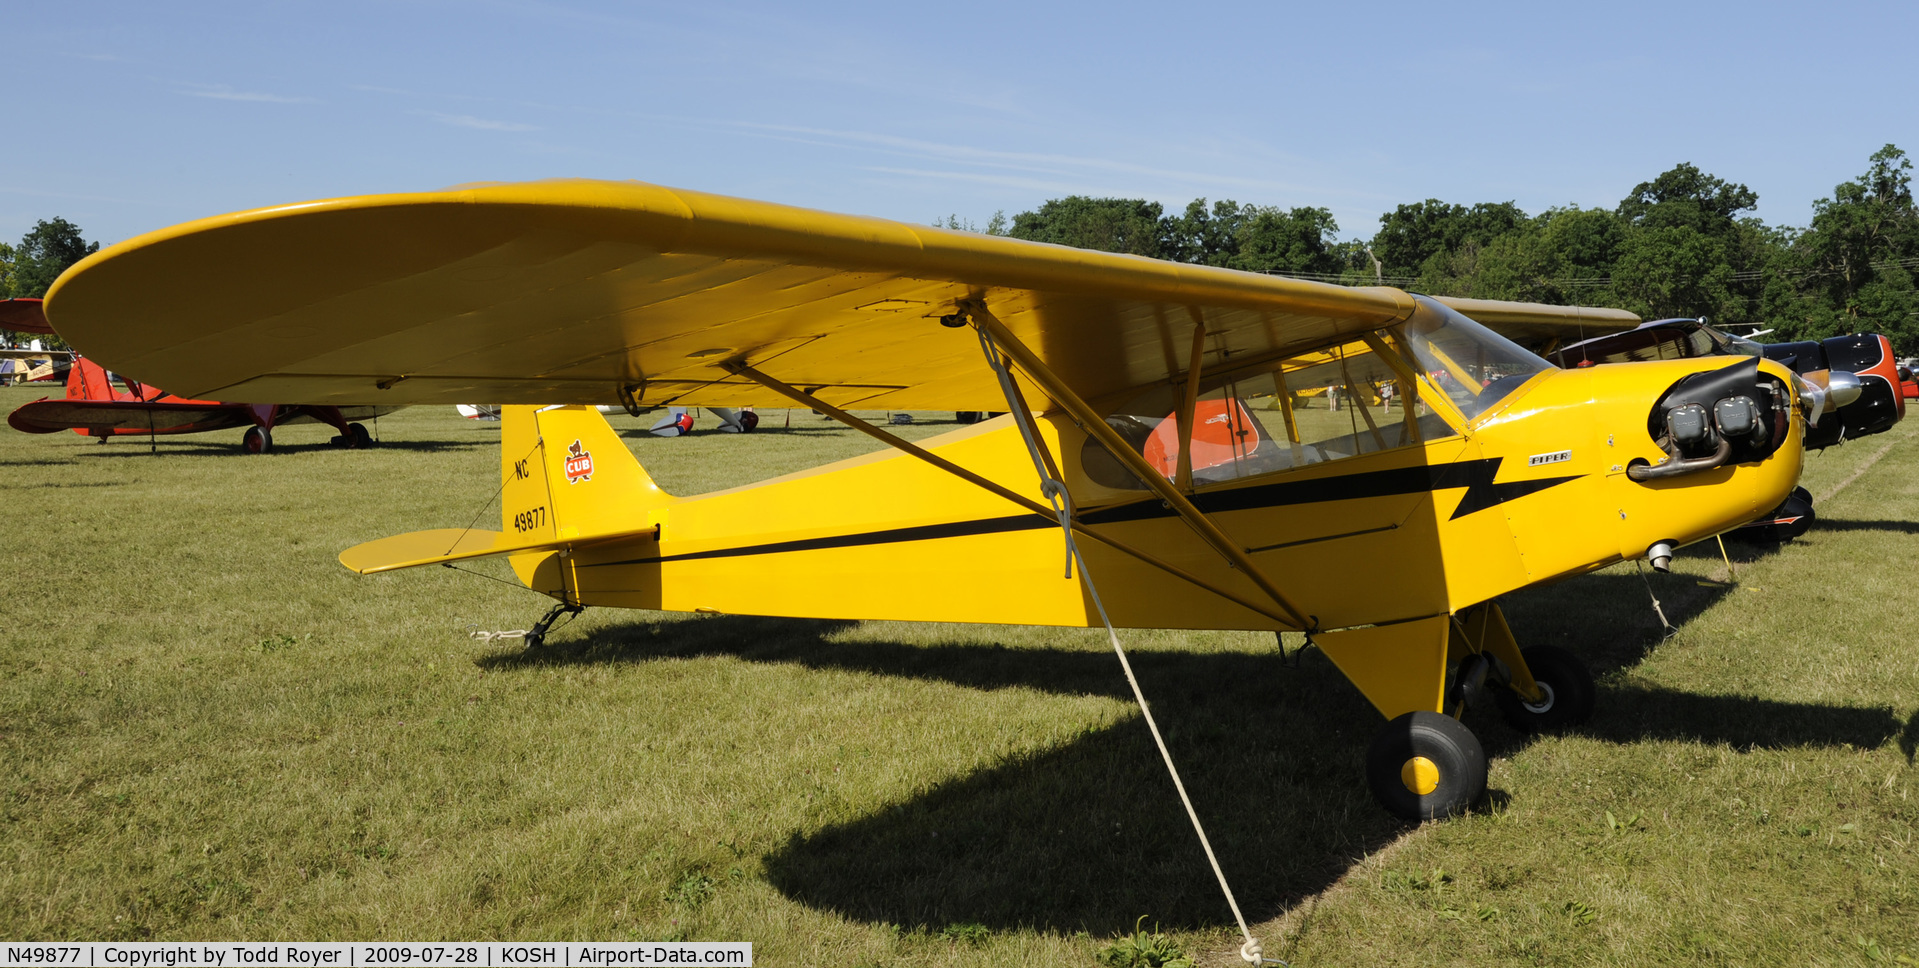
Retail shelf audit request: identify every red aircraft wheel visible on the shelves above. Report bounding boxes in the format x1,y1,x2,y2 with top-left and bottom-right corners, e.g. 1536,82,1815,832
243,426,272,454
1494,645,1594,733
1365,711,1486,822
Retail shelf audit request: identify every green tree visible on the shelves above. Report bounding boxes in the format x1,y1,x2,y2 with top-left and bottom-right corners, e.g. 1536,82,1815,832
10,217,99,298
1370,200,1526,276
1611,163,1770,321
1610,226,1738,320
1007,197,1171,258
1781,144,1919,348
1617,163,1758,236
1226,205,1342,275
1163,198,1344,274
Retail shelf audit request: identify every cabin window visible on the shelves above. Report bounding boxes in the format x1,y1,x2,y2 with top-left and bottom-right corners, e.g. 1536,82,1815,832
1083,335,1453,491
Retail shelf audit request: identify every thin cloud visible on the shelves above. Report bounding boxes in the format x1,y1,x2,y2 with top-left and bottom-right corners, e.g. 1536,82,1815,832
726,121,1336,198
862,166,1133,199
422,112,539,132
178,84,316,104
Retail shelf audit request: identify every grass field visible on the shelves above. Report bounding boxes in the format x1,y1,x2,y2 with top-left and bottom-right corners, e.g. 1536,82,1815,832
1,386,1915,966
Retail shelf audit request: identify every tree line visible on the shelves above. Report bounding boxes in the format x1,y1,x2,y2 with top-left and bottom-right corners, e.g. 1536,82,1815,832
948,144,1919,353
1,217,98,349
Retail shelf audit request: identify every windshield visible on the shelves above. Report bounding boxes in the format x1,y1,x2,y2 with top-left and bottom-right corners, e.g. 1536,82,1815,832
1397,296,1553,420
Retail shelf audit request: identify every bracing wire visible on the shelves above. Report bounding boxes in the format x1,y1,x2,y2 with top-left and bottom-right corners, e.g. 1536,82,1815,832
445,436,546,556
975,324,1286,967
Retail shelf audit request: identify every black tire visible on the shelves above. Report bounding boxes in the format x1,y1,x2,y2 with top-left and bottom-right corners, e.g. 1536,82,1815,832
1494,645,1595,733
349,422,374,447
1365,711,1487,822
243,426,271,454
955,411,982,424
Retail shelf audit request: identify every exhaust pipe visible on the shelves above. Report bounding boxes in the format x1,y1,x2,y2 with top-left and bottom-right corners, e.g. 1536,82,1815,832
1628,436,1732,481
1647,540,1675,572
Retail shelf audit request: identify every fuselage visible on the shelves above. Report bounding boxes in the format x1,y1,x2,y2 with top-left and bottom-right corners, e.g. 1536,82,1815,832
504,323,1803,634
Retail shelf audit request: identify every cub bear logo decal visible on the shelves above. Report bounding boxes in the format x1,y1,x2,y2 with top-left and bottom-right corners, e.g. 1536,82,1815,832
564,439,594,484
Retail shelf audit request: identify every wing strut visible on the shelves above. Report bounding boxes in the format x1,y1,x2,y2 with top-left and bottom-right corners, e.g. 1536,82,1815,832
970,309,1283,968
961,299,1314,632
718,360,1302,628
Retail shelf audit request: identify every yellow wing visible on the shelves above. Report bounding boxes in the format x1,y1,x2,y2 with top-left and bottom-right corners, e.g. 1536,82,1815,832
1433,296,1639,356
48,180,1416,410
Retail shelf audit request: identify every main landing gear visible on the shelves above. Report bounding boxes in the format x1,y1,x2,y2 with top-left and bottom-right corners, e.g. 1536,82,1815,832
242,426,272,454
330,422,375,448
1339,605,1596,821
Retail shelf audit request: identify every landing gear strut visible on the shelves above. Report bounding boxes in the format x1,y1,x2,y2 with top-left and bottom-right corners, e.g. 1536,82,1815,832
523,602,584,650
1492,644,1595,733
1342,604,1596,821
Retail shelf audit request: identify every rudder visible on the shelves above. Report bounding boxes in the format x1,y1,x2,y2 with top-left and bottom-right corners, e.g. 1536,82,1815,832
499,405,671,543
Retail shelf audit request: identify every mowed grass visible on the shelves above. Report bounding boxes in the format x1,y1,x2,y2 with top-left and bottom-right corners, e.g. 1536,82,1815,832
0,385,1914,966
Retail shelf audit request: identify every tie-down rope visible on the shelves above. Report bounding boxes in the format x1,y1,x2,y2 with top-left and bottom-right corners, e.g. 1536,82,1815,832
975,326,1283,967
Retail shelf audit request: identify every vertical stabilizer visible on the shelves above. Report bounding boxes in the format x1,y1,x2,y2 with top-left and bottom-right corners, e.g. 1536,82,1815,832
67,358,116,401
499,405,671,543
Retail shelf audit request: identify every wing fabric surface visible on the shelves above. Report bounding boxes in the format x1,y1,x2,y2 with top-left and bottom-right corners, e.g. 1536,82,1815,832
47,180,1417,411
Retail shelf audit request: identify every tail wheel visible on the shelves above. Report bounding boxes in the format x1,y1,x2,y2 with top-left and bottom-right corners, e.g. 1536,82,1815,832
243,426,272,454
1365,711,1487,821
1494,645,1595,733
349,422,374,448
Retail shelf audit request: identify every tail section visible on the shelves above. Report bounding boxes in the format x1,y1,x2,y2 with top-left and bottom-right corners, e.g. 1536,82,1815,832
500,405,671,543
337,405,668,576
67,357,117,401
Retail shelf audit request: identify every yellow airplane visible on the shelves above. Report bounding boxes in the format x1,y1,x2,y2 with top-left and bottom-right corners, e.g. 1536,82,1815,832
47,180,1810,821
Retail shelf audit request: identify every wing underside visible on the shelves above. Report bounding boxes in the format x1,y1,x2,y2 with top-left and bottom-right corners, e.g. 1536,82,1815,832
49,180,1419,411
1434,296,1639,355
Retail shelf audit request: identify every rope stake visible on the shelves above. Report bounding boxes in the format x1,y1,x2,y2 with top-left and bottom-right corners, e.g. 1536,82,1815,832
975,325,1284,966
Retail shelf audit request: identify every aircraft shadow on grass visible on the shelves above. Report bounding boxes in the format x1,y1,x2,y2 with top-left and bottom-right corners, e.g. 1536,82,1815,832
1809,517,1919,536
470,566,1912,933
70,439,490,457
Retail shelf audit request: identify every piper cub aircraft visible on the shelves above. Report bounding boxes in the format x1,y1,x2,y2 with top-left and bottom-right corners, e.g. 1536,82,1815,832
46,180,1815,820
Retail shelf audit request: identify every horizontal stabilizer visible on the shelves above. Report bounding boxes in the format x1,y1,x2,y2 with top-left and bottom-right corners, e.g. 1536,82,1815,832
338,524,655,575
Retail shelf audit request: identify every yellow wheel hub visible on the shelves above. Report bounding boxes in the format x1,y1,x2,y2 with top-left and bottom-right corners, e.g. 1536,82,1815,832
1401,756,1441,795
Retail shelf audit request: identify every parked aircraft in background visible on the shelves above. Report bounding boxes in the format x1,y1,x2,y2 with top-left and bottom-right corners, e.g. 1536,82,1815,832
46,180,1812,823
1551,318,1894,447
1,347,68,384
8,357,400,452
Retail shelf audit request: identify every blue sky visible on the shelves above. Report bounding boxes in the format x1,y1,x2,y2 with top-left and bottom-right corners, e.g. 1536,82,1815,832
6,1,1914,249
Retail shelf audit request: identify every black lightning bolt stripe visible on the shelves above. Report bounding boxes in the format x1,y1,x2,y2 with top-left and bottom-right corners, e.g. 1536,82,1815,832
1076,457,1581,525
582,456,1580,569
